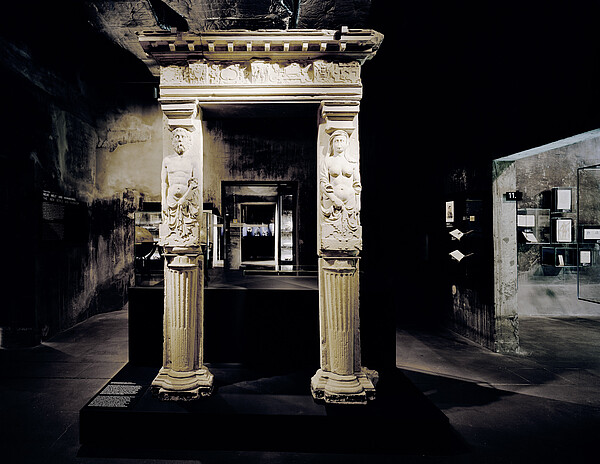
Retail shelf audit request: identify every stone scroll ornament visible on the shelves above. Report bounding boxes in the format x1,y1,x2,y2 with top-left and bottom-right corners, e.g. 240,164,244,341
319,129,362,250
160,127,200,248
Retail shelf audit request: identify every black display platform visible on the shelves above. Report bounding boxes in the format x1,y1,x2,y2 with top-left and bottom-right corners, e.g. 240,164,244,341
128,282,320,369
79,363,467,456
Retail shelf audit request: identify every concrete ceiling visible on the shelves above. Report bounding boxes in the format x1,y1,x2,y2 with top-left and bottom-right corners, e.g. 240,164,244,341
83,1,374,76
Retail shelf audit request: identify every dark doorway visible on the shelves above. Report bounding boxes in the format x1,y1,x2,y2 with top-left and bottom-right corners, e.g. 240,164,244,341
222,182,297,269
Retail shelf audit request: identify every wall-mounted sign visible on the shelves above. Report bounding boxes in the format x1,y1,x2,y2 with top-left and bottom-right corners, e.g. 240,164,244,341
505,191,522,201
41,190,84,242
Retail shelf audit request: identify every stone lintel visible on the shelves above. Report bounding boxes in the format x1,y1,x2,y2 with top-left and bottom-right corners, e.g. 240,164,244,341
159,89,363,107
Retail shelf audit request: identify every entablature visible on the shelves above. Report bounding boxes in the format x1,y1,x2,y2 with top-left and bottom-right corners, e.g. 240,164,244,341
139,28,383,66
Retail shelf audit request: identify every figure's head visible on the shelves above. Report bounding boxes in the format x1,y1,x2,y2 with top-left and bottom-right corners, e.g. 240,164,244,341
329,130,349,156
171,127,192,155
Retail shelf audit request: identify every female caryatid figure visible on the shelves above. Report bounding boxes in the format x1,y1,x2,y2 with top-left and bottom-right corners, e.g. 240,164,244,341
161,127,200,246
320,130,362,243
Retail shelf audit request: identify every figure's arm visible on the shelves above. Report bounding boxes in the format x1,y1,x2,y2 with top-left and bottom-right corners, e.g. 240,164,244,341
319,158,332,192
320,158,343,208
353,162,362,212
161,159,168,217
352,161,362,192
178,159,199,205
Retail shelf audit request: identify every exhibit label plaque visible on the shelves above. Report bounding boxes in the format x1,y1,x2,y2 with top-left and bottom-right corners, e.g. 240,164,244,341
87,381,145,409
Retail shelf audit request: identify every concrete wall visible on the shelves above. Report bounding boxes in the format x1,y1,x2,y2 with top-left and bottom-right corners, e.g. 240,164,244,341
491,160,519,352
96,107,163,202
0,7,157,346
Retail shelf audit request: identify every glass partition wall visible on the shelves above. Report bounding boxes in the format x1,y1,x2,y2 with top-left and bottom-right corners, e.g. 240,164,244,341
578,164,600,304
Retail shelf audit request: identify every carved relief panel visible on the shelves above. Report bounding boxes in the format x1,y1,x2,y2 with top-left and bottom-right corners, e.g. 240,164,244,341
161,60,361,86
159,127,202,248
318,103,362,253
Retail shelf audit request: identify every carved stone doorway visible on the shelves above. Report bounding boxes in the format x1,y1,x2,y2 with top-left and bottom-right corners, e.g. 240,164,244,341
139,28,383,404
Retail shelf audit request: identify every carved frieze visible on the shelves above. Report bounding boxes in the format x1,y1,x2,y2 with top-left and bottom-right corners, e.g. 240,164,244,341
313,61,360,84
160,60,361,86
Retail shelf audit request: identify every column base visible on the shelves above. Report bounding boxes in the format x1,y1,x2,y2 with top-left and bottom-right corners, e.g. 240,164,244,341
310,368,378,405
151,366,214,401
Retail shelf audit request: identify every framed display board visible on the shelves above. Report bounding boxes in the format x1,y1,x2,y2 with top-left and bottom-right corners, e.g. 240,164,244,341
445,200,455,224
552,187,573,212
552,218,573,243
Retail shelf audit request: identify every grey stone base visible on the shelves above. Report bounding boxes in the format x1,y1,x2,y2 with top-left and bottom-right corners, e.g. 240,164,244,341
310,368,377,405
151,367,214,401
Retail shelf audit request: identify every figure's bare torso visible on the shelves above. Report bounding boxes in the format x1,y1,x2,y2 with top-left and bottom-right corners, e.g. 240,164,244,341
164,155,195,200
325,155,356,205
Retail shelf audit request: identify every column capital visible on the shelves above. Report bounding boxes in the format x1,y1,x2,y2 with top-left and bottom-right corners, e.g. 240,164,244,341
320,101,360,135
160,99,199,131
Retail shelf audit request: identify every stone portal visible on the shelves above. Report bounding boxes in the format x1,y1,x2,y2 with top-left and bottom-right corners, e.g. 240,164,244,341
140,28,383,403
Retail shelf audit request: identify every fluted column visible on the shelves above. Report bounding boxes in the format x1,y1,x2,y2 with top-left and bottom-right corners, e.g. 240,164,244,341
311,101,377,404
151,100,213,400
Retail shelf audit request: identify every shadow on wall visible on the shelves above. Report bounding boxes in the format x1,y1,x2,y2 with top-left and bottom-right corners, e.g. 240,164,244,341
35,190,141,342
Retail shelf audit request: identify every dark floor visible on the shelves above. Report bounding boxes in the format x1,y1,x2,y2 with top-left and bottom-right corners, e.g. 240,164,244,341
1,305,600,463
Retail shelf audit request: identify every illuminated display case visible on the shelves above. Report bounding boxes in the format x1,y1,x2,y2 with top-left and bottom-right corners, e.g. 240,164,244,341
517,208,550,243
134,205,162,284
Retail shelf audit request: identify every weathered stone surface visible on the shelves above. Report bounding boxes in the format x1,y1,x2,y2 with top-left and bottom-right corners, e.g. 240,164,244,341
85,1,165,75
491,159,518,351
297,0,372,29
0,2,154,347
84,1,376,76
97,113,153,152
162,0,294,30
95,107,163,201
